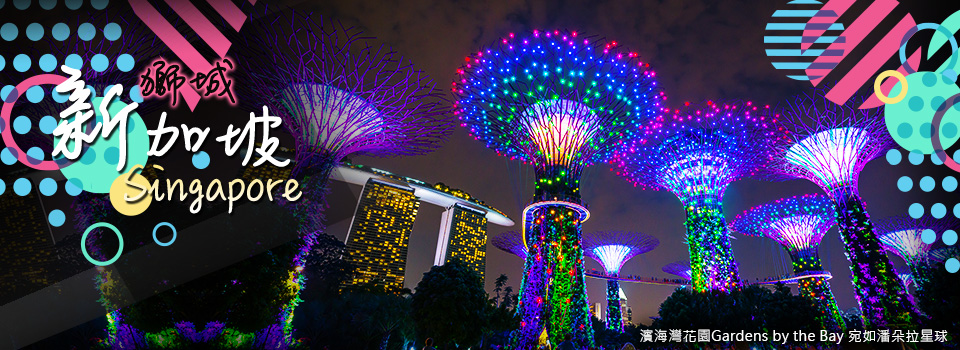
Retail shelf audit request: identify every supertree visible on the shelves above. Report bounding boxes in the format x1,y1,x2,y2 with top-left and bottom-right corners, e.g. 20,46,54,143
765,85,917,328
581,231,658,331
492,231,528,260
232,9,450,343
876,215,957,298
662,261,693,281
896,270,916,306
612,100,786,292
730,194,845,331
453,29,662,348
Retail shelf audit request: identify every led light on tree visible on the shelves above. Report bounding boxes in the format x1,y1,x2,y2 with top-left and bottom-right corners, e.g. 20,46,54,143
581,231,658,331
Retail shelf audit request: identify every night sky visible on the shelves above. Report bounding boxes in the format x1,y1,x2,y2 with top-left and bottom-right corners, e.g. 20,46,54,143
290,0,960,324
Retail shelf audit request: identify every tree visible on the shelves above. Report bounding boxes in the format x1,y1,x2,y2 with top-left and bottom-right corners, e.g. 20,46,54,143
302,233,354,300
486,275,520,348
296,290,414,350
411,260,488,349
918,264,960,347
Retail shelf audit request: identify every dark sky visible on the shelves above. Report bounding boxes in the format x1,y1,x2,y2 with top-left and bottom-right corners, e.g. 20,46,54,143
288,0,960,324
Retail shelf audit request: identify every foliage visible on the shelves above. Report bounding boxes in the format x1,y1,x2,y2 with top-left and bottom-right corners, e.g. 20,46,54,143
295,289,415,350
302,233,355,300
486,274,520,347
411,260,488,349
917,264,960,347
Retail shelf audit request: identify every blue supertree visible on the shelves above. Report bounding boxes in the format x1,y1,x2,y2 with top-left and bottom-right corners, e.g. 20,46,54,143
581,231,658,332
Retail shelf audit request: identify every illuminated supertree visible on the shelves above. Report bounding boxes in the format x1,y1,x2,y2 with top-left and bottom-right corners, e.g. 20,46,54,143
765,86,917,328
453,29,662,348
730,194,845,331
234,10,450,342
612,100,786,292
662,261,693,281
492,231,528,260
581,231,658,331
876,215,957,298
896,270,916,306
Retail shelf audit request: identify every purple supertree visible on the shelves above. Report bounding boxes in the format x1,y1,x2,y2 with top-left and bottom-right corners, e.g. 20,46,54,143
233,9,450,342
453,29,662,348
662,261,693,281
492,231,528,260
581,231,658,332
876,215,957,299
730,194,845,331
765,86,917,329
612,100,786,293
896,270,916,306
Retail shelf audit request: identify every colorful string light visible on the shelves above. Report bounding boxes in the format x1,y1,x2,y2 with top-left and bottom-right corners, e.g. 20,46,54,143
765,85,918,329
453,29,662,348
581,231,658,331
730,194,845,331
612,100,786,292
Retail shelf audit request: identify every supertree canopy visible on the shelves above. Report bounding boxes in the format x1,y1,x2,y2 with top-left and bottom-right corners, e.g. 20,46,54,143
453,29,662,348
730,194,844,331
612,100,786,293
231,9,450,343
662,261,693,281
766,85,917,329
876,215,957,298
581,231,658,331
492,231,528,260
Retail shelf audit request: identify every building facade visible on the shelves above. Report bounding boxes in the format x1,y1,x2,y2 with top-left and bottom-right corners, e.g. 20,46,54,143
0,186,55,304
434,203,488,279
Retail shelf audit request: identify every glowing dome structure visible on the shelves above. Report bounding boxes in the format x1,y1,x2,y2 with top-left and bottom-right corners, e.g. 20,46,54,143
765,86,916,328
233,10,451,342
453,29,662,347
612,100,786,292
730,194,844,331
581,231,658,331
491,231,528,260
876,215,957,298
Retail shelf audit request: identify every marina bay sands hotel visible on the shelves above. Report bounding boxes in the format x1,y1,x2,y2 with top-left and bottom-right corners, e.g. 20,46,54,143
330,164,514,290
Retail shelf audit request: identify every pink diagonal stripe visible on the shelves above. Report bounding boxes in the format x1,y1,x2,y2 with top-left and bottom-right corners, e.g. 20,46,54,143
807,0,899,86
801,0,855,52
860,49,921,109
827,14,918,105
165,0,231,57
206,0,247,31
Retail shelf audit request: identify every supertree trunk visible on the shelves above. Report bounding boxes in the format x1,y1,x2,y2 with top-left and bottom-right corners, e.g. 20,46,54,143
830,187,918,328
790,247,844,332
515,204,593,349
605,279,622,331
908,260,936,298
683,200,740,292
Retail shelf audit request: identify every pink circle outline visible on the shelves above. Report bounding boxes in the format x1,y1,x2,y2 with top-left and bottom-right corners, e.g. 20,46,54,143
1,74,70,171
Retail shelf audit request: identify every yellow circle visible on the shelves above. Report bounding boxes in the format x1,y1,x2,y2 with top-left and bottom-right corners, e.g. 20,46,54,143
874,70,908,104
109,165,153,216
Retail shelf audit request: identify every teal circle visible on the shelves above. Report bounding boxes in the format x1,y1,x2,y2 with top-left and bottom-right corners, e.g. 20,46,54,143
65,178,82,196
91,0,106,9
52,89,68,102
56,98,150,193
39,115,56,134
153,222,177,246
80,222,124,266
897,123,912,138
932,203,947,218
944,176,957,192
933,151,946,165
26,147,43,164
129,85,143,103
48,210,65,227
103,23,120,41
192,151,210,169
1,147,17,165
14,0,28,9
920,176,937,192
1,85,14,101
79,148,95,165
77,23,94,41
1,23,17,41
909,150,924,165
116,54,134,72
886,149,902,165
944,230,958,246
897,176,913,192
64,54,81,69
0,55,4,71
947,258,959,273
13,54,30,72
51,23,68,41
25,23,43,41
956,203,960,218
13,116,30,134
39,178,56,196
0,179,4,195
922,229,937,244
38,54,56,72
64,0,79,9
886,72,960,153
39,0,53,9
13,178,31,196
26,86,43,103
909,203,924,218
90,54,108,72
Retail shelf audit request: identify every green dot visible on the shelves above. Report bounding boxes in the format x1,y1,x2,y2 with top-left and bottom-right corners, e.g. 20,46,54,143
909,96,925,112
923,72,938,87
